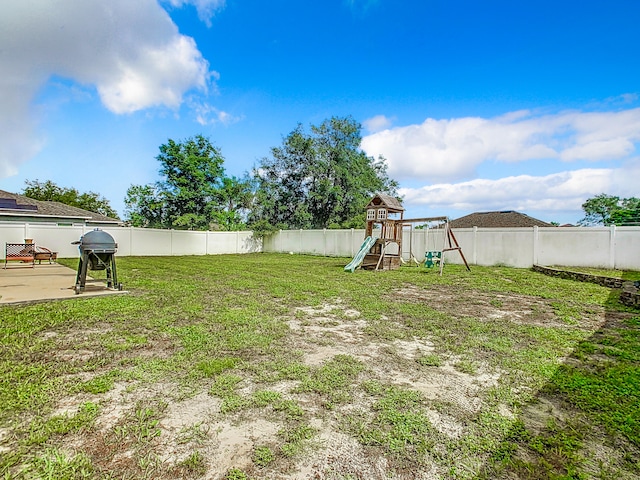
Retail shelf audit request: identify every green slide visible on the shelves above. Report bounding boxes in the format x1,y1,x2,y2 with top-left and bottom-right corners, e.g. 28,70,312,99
344,236,377,272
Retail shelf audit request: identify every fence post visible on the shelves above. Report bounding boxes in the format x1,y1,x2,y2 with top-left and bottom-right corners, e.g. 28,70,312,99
533,226,539,266
323,229,326,256
472,227,478,265
609,225,616,269
351,229,355,256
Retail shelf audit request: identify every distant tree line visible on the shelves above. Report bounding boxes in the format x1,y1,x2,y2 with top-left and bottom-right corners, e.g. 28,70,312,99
123,115,398,234
21,179,119,219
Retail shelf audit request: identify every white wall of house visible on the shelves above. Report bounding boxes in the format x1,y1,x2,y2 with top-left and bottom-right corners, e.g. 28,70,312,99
1,223,639,270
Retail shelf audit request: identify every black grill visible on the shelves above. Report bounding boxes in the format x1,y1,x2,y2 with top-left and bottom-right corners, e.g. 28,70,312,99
72,229,122,294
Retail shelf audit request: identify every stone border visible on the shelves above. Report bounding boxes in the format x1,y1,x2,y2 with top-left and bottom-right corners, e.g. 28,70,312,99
531,265,624,288
621,283,640,308
532,265,640,309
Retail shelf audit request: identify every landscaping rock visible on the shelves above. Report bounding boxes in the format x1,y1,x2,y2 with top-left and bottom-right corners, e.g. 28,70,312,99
620,281,640,308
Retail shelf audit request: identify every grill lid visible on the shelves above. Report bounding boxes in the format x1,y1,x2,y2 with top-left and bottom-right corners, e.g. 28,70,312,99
73,229,117,252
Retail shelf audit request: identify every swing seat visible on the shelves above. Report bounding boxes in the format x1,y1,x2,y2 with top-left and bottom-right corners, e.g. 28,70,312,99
424,251,442,268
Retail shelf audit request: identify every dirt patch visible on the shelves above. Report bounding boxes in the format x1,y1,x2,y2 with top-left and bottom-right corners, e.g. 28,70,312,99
396,284,606,329
0,428,10,455
35,297,513,479
296,431,397,479
252,301,506,478
208,419,281,474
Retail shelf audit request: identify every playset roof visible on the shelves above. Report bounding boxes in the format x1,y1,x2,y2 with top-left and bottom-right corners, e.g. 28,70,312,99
365,193,404,212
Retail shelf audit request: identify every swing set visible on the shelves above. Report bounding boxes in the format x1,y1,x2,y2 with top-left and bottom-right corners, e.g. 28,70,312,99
401,216,470,275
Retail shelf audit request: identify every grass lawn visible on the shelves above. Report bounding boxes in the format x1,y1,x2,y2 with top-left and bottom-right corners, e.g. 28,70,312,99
1,253,638,479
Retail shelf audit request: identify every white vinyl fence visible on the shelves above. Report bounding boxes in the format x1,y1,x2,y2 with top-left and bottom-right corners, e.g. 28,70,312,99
0,224,261,259
263,226,640,271
1,223,639,270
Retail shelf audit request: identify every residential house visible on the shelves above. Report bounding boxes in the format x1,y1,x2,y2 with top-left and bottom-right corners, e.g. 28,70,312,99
449,210,553,228
0,189,122,226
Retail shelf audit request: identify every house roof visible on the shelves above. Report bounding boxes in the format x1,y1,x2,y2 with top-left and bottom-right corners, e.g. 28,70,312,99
449,210,553,228
366,193,405,212
0,189,121,224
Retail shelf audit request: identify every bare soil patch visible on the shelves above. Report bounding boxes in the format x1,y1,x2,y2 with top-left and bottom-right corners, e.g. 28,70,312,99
396,284,604,329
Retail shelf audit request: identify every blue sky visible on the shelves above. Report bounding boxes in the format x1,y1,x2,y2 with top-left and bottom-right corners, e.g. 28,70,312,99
1,0,639,224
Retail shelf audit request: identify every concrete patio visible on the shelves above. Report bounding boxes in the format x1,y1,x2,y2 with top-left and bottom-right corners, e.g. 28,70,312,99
0,262,127,304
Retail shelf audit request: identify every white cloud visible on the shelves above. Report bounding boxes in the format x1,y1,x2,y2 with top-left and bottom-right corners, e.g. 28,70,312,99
191,101,242,126
363,114,394,133
0,0,213,177
399,161,640,215
164,0,226,26
362,108,640,182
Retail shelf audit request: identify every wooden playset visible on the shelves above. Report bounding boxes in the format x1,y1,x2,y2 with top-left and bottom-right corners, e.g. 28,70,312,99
344,193,470,274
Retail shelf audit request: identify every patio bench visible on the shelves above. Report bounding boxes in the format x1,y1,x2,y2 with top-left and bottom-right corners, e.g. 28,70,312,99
33,246,58,264
4,243,35,268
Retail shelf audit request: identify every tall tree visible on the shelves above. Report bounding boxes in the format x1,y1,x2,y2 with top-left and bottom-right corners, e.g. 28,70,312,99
212,176,254,231
250,116,398,231
123,184,165,228
579,193,640,226
125,135,252,231
22,179,119,218
158,135,225,230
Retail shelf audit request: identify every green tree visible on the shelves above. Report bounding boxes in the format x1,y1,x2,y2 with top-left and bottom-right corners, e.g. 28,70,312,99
249,116,398,231
123,184,165,228
610,197,640,225
212,176,254,231
125,135,251,231
158,135,225,230
22,179,119,218
579,193,640,226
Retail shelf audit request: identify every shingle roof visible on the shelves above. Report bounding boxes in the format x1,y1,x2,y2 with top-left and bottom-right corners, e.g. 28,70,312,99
449,211,553,228
0,189,121,224
366,193,405,212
